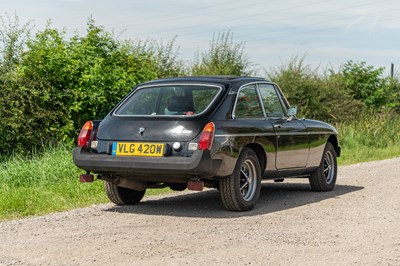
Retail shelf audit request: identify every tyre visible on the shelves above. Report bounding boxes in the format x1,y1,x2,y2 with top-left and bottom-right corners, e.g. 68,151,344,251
168,183,187,191
104,181,146,205
309,142,337,192
219,148,262,211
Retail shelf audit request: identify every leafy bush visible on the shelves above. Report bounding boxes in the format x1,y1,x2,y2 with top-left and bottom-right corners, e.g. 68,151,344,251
382,75,400,111
339,60,387,109
266,56,363,122
21,21,161,137
0,18,186,155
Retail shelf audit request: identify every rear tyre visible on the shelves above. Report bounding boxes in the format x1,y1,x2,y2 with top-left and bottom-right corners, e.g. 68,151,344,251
219,148,261,211
167,183,187,191
309,142,337,192
104,181,146,205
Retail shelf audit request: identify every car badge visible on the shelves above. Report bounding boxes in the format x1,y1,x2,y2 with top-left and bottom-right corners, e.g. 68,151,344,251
139,127,145,135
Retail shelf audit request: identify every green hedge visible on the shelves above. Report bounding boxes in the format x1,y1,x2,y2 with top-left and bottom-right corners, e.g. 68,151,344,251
1,15,400,155
266,56,400,123
0,18,184,155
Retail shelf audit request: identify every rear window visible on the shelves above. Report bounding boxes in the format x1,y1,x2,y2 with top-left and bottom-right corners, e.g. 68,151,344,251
114,85,221,116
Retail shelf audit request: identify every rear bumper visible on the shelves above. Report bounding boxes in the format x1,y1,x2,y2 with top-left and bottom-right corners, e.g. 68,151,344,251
72,147,225,179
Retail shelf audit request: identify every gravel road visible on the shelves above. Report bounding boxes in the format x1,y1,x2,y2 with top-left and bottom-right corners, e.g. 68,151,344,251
1,158,399,266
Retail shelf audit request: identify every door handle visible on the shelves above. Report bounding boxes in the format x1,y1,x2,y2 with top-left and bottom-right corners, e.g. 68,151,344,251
274,124,282,129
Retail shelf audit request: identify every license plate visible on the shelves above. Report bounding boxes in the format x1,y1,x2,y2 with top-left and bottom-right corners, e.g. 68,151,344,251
111,142,164,157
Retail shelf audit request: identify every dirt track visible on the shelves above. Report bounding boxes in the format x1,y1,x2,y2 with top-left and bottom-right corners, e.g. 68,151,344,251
1,158,399,266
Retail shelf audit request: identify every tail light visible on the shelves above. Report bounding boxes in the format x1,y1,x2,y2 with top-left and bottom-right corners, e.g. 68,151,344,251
77,121,93,148
199,122,215,150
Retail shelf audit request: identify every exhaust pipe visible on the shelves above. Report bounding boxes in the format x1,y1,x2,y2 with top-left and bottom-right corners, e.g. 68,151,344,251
187,180,204,191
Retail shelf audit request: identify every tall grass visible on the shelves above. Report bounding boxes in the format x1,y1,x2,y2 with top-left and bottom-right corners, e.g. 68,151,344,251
0,144,171,221
1,115,399,221
0,144,107,221
337,112,400,164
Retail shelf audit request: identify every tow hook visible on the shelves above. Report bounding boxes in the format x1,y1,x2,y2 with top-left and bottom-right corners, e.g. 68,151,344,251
187,179,204,191
80,171,94,182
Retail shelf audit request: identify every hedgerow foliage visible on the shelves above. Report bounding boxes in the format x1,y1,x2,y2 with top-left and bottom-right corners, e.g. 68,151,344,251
267,56,400,122
0,17,185,154
1,14,399,155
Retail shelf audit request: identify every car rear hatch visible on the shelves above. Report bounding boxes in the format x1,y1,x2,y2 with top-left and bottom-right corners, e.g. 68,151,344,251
97,116,205,142
94,83,225,155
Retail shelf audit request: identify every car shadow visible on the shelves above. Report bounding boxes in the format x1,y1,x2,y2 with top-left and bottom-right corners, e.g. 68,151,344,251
104,182,364,219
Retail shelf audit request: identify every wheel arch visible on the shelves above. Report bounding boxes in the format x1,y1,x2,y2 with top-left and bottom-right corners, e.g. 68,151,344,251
243,143,266,172
327,134,340,157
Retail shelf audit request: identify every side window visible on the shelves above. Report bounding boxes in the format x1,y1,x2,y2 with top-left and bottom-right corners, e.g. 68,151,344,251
235,85,264,118
258,84,285,118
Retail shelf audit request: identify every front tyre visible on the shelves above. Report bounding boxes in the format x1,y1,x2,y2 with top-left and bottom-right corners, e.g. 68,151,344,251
309,142,337,191
219,148,262,211
104,181,146,205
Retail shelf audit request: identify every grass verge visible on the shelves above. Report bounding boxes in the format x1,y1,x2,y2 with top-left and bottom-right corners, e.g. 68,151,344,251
337,113,400,165
0,145,170,221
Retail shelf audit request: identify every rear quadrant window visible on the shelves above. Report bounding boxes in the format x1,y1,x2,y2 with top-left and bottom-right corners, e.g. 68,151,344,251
235,85,264,118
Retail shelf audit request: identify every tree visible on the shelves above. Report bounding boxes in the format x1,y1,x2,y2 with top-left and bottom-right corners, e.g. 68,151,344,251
0,13,31,74
152,37,187,78
191,31,253,76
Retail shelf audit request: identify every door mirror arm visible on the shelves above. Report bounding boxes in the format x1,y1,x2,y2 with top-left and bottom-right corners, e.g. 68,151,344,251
286,106,297,122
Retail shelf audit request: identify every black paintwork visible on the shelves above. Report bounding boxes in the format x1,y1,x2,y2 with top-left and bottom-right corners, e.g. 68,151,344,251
73,76,340,184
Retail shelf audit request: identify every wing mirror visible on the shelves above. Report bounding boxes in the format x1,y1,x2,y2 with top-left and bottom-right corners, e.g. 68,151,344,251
287,106,297,121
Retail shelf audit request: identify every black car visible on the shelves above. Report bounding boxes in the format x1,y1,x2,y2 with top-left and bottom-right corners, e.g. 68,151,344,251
73,76,340,211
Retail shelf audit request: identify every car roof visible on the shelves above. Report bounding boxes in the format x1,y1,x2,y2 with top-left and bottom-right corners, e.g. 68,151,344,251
139,76,271,88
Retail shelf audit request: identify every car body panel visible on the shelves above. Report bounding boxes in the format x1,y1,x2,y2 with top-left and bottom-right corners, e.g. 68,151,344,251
97,115,205,142
271,119,309,169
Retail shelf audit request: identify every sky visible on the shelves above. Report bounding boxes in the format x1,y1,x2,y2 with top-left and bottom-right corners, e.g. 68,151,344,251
1,0,400,75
